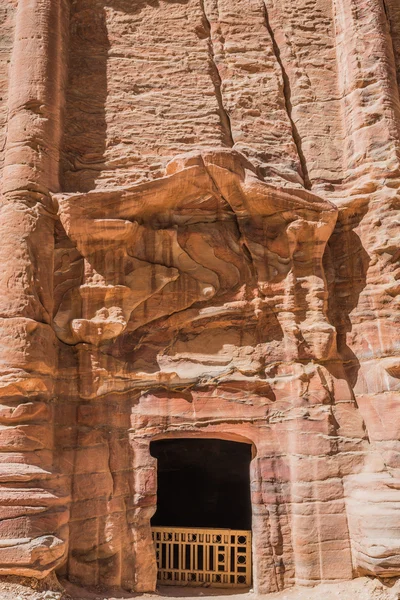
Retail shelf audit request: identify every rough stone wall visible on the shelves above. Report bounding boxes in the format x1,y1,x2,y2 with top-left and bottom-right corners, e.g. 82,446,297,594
0,0,17,175
0,0,399,595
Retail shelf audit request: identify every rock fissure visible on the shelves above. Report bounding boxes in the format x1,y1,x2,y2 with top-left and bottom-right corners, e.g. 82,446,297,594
199,0,234,148
262,1,312,190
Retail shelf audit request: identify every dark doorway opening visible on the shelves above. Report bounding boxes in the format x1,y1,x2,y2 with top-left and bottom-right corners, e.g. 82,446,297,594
150,438,252,530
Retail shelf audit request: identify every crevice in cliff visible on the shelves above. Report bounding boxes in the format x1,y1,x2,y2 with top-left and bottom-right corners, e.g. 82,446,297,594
199,0,234,148
262,2,311,190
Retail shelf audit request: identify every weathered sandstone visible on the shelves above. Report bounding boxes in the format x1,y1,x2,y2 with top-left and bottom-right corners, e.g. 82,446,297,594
0,0,399,596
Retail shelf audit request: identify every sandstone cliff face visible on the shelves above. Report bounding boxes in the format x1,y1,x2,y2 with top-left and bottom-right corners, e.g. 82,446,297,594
0,0,399,595
0,0,17,174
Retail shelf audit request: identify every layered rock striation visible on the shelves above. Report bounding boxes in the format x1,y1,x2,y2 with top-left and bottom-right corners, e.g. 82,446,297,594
0,0,399,594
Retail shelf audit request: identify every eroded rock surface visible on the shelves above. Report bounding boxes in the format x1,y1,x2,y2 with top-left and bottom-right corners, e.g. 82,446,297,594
0,0,399,595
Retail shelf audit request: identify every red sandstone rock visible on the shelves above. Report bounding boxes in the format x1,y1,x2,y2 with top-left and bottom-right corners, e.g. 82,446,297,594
0,0,398,596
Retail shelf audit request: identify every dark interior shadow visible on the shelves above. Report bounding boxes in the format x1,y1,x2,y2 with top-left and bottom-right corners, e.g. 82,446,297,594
150,439,252,529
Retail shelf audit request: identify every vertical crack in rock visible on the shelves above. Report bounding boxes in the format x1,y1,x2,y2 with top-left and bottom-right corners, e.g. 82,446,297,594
262,2,311,190
199,0,234,147
383,0,389,18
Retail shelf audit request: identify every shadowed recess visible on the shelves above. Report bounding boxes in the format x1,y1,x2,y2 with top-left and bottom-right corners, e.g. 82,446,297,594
151,439,252,530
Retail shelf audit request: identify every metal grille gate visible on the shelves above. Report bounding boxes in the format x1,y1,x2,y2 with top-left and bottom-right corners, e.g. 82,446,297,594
152,526,251,587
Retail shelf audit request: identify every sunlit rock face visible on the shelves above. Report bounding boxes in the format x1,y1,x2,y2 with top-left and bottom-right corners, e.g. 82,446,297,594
0,0,399,594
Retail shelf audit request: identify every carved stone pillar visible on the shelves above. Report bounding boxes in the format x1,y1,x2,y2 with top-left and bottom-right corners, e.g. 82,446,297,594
0,0,69,577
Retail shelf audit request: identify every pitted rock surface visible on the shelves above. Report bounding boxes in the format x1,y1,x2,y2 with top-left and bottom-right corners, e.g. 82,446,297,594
0,0,399,596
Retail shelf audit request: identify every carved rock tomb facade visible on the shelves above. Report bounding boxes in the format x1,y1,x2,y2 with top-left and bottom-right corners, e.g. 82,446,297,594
0,0,399,595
